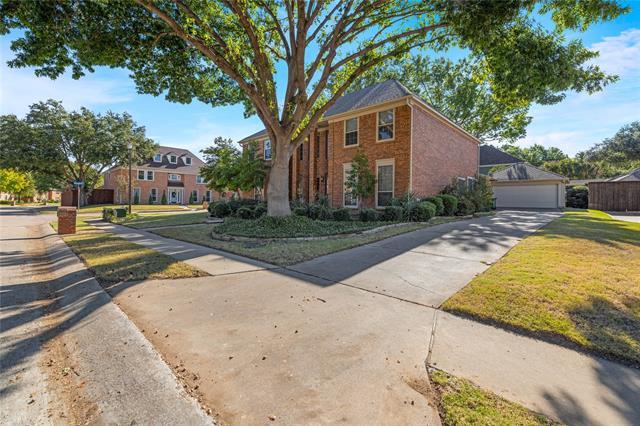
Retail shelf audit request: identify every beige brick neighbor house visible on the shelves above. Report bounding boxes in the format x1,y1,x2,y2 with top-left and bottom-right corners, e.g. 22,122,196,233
103,146,212,205
239,80,480,209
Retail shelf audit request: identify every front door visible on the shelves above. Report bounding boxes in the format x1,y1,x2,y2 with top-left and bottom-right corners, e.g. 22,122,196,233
169,188,182,204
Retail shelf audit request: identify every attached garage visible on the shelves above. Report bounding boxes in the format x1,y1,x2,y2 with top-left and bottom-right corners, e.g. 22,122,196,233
490,163,568,209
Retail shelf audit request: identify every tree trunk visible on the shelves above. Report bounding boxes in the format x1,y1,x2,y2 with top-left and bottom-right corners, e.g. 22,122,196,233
267,148,291,216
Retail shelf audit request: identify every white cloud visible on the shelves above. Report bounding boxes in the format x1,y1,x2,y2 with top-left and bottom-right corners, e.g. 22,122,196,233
0,63,133,116
590,28,640,77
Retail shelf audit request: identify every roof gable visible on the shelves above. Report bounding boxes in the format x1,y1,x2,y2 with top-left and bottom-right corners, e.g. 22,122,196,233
480,145,523,166
324,80,412,117
491,163,567,181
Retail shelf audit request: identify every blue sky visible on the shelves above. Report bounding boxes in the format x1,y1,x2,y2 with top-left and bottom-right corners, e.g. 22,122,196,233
1,5,638,158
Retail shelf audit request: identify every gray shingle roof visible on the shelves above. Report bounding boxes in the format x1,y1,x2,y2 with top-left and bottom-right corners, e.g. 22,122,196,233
609,167,640,182
480,145,523,166
137,146,204,174
238,129,269,144
491,163,567,181
324,80,413,117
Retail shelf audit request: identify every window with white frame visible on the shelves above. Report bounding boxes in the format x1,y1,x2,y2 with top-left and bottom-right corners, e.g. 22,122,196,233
169,173,181,181
377,109,394,141
150,188,158,203
196,175,205,184
137,170,154,181
191,189,198,202
205,190,211,202
137,170,145,180
376,160,394,208
343,163,358,208
153,153,162,162
263,139,272,160
344,118,358,146
184,156,192,165
146,170,154,181
169,154,177,164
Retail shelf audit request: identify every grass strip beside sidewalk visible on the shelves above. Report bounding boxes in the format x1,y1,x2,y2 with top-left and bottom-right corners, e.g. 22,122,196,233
442,210,640,365
53,219,207,283
115,211,209,229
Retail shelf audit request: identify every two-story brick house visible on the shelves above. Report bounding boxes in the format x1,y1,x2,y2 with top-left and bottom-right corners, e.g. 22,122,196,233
103,146,212,205
239,80,479,209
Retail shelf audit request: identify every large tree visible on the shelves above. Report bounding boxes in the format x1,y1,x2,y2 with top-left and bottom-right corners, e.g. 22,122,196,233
1,0,626,215
0,100,155,204
500,143,568,166
352,56,533,142
583,121,640,164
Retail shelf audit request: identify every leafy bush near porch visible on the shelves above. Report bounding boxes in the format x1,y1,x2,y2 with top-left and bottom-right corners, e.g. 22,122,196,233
441,175,492,215
424,196,444,215
566,185,588,208
438,194,459,216
212,216,384,238
359,208,379,222
416,201,437,221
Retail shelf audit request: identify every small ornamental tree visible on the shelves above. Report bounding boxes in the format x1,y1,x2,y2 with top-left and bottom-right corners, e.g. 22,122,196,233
0,168,36,203
148,193,154,205
2,1,625,215
345,150,376,210
161,190,167,205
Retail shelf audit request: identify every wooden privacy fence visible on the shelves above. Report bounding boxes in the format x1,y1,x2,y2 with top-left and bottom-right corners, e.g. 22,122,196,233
588,182,640,211
61,188,114,206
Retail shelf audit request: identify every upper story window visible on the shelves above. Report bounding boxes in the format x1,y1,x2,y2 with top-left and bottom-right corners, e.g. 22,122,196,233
263,139,272,160
146,170,154,181
153,153,162,162
169,173,181,181
299,143,304,161
377,109,394,141
169,154,177,164
184,157,192,165
345,118,358,146
137,170,154,181
137,170,145,180
196,175,205,184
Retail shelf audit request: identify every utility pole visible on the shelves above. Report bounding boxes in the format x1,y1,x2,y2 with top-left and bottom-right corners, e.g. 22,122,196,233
128,141,132,215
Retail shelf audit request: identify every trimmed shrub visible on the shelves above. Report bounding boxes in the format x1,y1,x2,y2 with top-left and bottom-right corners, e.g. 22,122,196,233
457,196,476,215
359,208,379,222
332,208,352,221
293,206,309,216
161,190,167,205
439,194,458,216
148,193,154,205
416,201,437,221
308,203,323,220
383,205,403,221
211,202,232,218
254,203,267,218
236,206,254,219
189,193,195,204
424,196,444,216
317,207,333,221
566,185,588,208
102,208,114,221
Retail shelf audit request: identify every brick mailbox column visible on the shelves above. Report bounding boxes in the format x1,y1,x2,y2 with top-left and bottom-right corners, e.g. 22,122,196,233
57,206,77,234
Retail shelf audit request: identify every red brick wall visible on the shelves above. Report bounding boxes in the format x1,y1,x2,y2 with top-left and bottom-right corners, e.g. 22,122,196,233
102,168,211,204
327,105,412,208
410,105,479,197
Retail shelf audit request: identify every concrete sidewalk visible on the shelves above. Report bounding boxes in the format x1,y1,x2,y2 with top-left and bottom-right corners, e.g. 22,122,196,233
1,207,212,425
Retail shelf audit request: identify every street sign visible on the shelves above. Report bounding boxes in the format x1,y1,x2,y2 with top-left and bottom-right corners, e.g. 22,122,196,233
73,180,85,188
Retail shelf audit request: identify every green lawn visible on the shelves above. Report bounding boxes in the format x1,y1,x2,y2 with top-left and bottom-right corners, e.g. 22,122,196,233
431,370,557,425
443,210,640,365
116,211,209,229
154,221,436,265
78,204,188,213
55,219,207,283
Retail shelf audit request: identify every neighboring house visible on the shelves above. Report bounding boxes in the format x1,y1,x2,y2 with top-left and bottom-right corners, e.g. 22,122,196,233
478,145,523,175
102,146,212,205
608,166,640,182
239,80,480,209
490,163,568,209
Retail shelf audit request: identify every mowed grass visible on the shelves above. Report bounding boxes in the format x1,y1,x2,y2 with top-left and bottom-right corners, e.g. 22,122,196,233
443,210,640,365
56,219,207,283
78,204,188,213
153,221,434,266
431,370,558,426
117,211,209,229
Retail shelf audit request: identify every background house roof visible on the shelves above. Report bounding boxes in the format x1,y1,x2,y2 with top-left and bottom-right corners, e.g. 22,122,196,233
480,145,523,166
137,146,204,174
238,129,269,144
491,163,567,182
608,167,640,182
324,80,412,117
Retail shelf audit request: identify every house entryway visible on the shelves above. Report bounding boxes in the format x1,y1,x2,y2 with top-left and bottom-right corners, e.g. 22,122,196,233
168,187,183,204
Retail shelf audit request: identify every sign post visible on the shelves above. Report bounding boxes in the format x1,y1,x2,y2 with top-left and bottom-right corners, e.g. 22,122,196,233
73,181,84,209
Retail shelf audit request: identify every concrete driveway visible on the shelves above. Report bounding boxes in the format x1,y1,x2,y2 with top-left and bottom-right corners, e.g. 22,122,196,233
289,210,561,307
607,212,640,223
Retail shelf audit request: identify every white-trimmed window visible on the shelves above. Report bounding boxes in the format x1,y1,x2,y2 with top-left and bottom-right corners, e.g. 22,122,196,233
150,188,158,203
169,173,181,181
376,159,394,208
146,170,154,181
137,170,145,180
184,156,192,165
205,190,211,202
153,153,162,162
169,154,177,164
344,118,358,146
196,175,205,184
377,109,394,141
343,163,358,208
191,189,198,202
137,170,154,181
263,139,272,160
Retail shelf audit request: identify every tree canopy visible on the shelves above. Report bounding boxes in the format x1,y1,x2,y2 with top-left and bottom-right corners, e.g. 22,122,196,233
1,0,627,215
583,121,640,164
0,100,156,198
500,143,568,166
0,168,36,201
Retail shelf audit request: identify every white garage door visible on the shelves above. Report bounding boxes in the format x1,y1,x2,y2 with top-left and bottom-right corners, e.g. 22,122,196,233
493,184,559,208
